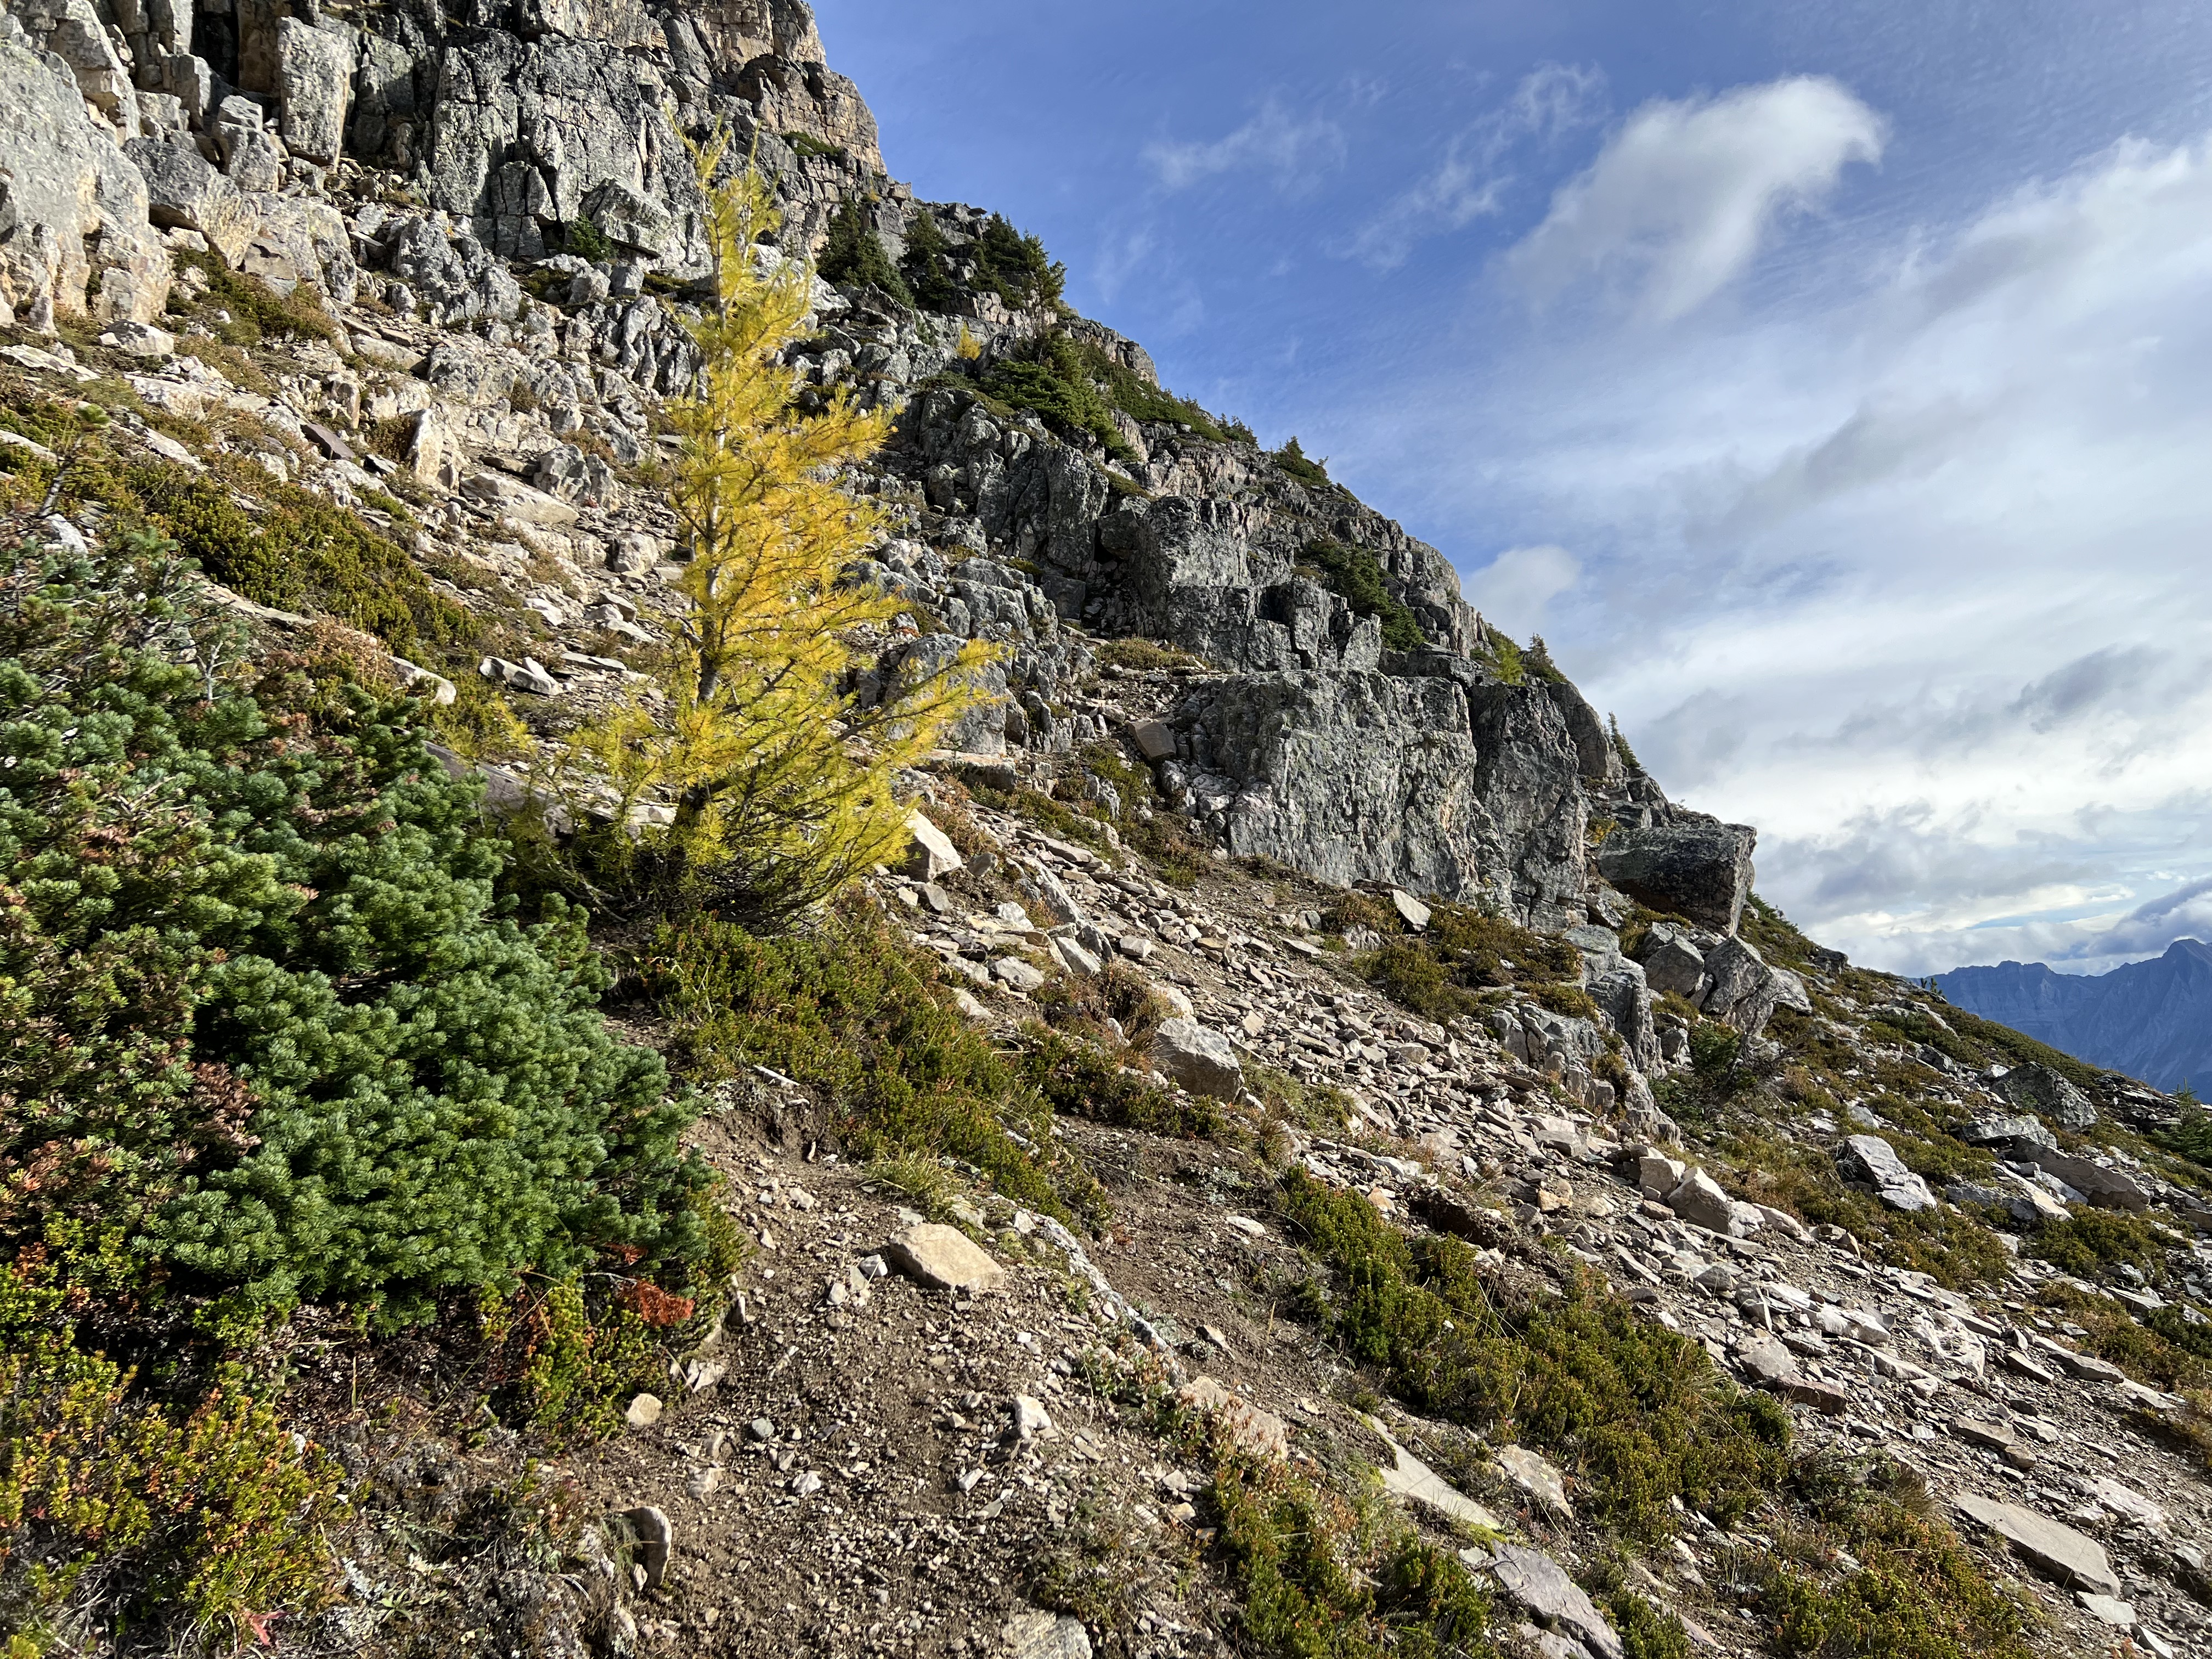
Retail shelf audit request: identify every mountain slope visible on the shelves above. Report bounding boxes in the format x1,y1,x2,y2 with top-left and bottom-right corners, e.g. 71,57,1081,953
2,3,2211,1657
1938,938,2212,1091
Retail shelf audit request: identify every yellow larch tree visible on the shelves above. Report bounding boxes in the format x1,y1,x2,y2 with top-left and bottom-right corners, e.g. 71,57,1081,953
560,137,993,919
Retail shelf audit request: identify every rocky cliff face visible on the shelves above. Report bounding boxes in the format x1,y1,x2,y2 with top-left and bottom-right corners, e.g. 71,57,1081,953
1938,939,2212,1093
0,0,1760,947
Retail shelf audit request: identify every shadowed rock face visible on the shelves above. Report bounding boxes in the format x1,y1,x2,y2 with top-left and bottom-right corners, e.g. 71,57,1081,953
891,375,1633,919
1937,939,2212,1092
1596,820,1757,935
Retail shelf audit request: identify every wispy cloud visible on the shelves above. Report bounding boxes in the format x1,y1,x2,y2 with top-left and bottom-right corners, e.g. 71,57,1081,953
1350,64,1605,270
1354,114,2212,977
1464,543,1582,637
1144,98,1346,194
1505,76,1885,318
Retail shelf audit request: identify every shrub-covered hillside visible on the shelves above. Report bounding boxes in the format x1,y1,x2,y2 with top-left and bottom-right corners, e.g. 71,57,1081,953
0,534,737,1647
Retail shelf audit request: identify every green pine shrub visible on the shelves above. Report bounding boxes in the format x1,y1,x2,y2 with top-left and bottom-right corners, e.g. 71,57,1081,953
0,538,702,1323
1017,1026,1219,1140
783,130,847,161
1302,539,1425,651
1579,1559,1692,1659
981,333,1140,464
2031,1282,2212,1393
817,196,914,306
1762,1456,2030,1659
1522,636,1570,684
1274,1169,1792,1543
1357,901,1582,1020
1065,339,1229,441
1205,1439,1493,1658
1273,436,1331,488
124,459,473,662
563,215,614,261
165,250,338,347
1271,1172,2025,1659
972,213,1065,309
2028,1207,2173,1282
2160,1090,2212,1169
1714,1128,2011,1290
1607,713,1643,774
900,209,962,312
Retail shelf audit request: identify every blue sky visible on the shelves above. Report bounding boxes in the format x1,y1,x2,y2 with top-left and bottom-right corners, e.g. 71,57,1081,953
816,0,2212,977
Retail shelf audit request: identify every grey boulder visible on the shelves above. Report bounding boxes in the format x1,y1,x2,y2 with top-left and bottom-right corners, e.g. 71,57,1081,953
1636,923,1708,998
125,138,250,262
1694,936,1809,1035
1002,1611,1092,1659
1667,1169,1736,1232
1596,820,1757,935
1955,1113,2057,1153
0,38,171,326
276,18,353,166
903,809,964,881
2018,1147,2150,1213
581,178,676,257
1953,1493,2120,1595
1149,1017,1244,1099
1837,1135,1938,1213
883,1223,1007,1294
1488,1543,1623,1659
1995,1063,2099,1131
1585,960,1662,1074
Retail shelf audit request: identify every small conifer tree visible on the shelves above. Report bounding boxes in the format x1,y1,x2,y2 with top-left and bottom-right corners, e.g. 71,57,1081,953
817,195,913,307
560,140,991,920
900,208,960,312
1607,712,1643,773
972,213,1065,308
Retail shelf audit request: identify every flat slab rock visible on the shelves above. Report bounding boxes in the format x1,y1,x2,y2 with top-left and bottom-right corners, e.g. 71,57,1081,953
1494,1444,1571,1515
1359,1414,1502,1531
1489,1542,1624,1659
882,1223,1008,1293
1002,1610,1092,1658
1953,1493,2120,1595
1181,1377,1289,1460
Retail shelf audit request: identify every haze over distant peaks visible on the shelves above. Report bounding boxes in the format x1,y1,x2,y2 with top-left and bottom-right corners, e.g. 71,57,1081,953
1935,938,2212,1092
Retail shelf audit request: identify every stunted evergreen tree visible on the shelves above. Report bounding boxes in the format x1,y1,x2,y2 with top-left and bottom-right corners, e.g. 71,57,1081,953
900,209,960,312
562,141,991,920
817,195,913,307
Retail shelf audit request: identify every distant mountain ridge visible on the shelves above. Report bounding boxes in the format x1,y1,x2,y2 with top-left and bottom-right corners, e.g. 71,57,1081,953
1935,938,2212,1091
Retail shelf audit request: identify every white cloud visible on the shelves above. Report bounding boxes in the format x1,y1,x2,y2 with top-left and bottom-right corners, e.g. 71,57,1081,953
1354,121,2212,977
1350,64,1605,270
1088,224,1156,304
1144,99,1346,193
1505,76,1885,318
1464,543,1581,636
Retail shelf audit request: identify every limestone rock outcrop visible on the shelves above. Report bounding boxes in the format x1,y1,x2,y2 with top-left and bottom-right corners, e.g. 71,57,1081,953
0,32,169,326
